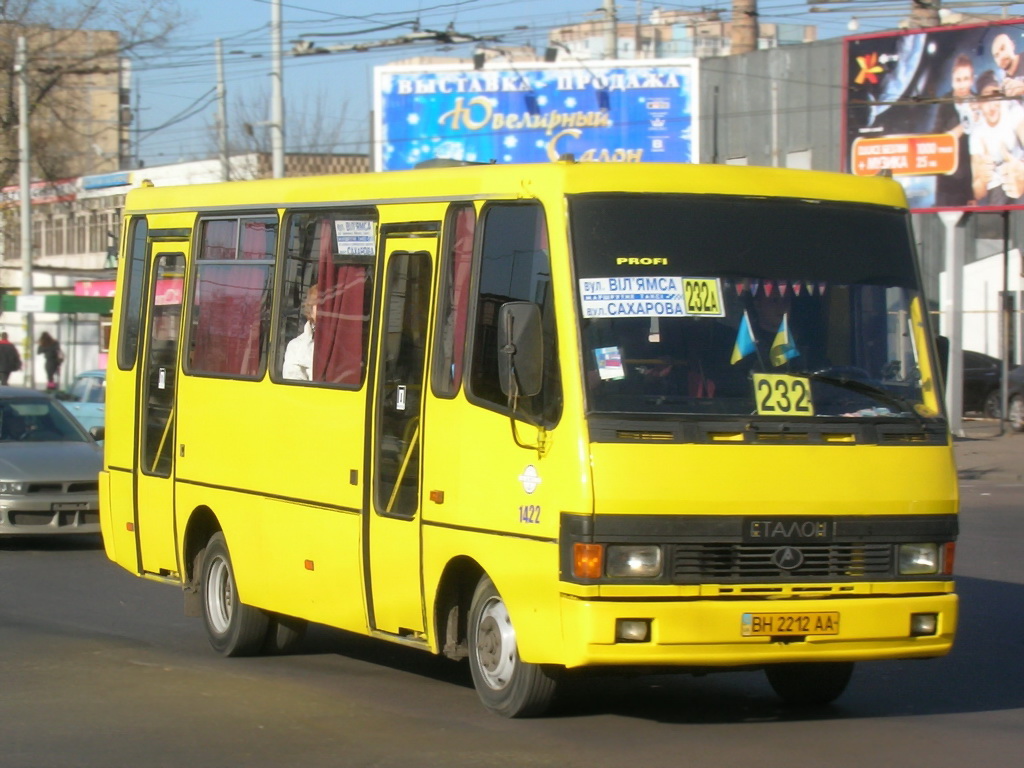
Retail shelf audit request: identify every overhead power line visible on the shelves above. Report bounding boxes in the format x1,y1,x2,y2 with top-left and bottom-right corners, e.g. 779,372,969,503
291,22,502,55
136,87,218,136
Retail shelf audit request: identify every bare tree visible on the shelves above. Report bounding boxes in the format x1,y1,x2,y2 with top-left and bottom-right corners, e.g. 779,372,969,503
217,83,352,158
0,0,179,187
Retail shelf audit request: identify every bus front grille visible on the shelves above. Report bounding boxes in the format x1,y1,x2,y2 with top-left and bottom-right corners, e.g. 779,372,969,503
671,543,893,582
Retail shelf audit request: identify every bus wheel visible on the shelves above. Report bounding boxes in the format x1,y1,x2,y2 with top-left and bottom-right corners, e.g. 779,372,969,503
765,662,854,706
264,614,308,654
467,575,558,718
201,532,269,657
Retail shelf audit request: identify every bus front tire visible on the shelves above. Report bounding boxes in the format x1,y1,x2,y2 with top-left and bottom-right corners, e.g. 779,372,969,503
765,661,854,706
201,532,269,657
467,575,558,718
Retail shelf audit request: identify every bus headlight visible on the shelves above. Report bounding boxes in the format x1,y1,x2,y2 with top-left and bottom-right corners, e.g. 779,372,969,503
606,545,662,578
898,543,939,575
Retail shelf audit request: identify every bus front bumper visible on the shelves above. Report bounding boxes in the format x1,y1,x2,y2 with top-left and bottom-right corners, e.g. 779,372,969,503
555,592,957,669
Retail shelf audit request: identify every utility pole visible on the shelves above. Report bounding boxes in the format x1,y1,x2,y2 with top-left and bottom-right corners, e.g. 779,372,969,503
604,0,617,59
134,85,142,168
731,0,758,55
216,38,229,182
271,0,285,178
634,0,643,58
16,36,34,388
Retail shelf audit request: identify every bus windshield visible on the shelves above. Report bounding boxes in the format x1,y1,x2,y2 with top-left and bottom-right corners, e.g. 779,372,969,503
571,194,940,421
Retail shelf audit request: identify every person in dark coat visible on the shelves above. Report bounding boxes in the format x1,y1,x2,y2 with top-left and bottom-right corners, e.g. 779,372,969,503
0,332,22,385
36,332,63,390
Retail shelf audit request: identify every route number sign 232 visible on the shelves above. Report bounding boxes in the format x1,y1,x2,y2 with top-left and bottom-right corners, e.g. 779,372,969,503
753,374,815,416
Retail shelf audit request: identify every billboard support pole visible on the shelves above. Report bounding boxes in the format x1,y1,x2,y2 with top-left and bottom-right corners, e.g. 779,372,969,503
1000,211,1011,435
939,211,967,437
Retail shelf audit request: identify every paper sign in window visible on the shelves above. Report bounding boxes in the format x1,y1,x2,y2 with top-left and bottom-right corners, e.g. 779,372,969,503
335,220,376,256
579,276,687,318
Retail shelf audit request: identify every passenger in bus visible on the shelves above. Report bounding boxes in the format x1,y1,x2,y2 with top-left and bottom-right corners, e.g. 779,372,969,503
283,285,318,381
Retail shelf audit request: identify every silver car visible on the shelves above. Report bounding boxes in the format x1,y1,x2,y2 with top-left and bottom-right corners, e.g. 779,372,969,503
0,387,102,536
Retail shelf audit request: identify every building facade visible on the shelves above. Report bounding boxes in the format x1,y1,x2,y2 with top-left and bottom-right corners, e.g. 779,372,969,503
0,25,128,186
549,9,816,61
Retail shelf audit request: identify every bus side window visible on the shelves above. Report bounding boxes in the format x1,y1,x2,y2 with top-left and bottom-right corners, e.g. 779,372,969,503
276,210,375,387
116,216,149,370
432,203,475,397
188,216,276,379
468,202,562,426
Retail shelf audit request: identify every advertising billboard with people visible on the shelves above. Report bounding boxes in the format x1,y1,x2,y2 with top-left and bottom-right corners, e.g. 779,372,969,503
373,58,698,171
845,20,1024,212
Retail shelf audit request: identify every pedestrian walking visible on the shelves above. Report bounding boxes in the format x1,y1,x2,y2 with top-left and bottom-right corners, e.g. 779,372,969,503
36,332,63,390
0,332,22,386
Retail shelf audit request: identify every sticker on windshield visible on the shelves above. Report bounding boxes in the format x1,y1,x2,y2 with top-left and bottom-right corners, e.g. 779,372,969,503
580,276,720,318
594,346,625,380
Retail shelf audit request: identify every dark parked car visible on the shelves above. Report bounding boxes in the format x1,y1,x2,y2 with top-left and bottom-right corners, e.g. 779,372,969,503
0,386,102,536
962,349,1003,416
937,337,1003,416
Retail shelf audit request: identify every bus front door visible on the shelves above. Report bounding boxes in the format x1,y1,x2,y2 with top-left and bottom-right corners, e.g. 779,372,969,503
368,235,436,637
135,249,186,576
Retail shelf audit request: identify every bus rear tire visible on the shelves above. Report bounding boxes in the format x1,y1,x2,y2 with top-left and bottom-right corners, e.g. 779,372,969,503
467,575,558,718
201,532,269,657
765,661,854,706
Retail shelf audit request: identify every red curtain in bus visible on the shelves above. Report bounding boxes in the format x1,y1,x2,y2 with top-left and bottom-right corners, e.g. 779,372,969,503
313,218,366,385
191,220,271,377
449,207,475,389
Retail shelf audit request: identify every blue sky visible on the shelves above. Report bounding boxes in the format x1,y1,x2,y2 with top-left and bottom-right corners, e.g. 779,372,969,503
135,0,607,165
132,0,1018,167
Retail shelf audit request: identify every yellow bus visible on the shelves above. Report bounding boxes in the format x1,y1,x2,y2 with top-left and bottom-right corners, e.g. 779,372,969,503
100,161,957,717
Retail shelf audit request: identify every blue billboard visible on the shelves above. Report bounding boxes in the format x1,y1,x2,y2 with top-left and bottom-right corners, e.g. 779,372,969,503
373,59,699,170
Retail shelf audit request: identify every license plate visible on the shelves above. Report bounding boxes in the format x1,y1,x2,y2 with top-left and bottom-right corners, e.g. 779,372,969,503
52,502,90,511
741,612,840,637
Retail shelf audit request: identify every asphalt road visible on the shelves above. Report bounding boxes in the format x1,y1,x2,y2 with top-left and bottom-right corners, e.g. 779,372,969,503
1,478,1021,768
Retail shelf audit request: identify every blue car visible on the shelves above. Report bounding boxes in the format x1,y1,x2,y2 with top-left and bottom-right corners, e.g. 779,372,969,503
61,369,105,434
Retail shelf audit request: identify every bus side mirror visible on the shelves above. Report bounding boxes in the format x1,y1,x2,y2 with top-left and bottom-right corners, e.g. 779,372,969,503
498,301,543,398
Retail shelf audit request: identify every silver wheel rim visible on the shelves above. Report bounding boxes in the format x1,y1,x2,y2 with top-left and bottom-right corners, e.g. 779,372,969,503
475,595,516,691
206,555,234,635
985,392,1001,419
1010,398,1024,428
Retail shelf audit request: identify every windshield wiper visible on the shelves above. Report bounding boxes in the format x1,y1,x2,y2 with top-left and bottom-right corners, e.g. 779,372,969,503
804,372,927,421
